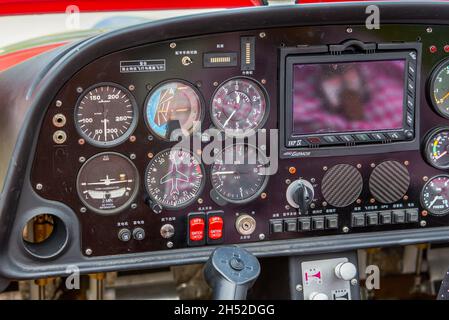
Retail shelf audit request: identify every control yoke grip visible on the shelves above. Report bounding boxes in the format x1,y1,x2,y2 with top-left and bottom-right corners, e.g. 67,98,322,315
204,246,260,300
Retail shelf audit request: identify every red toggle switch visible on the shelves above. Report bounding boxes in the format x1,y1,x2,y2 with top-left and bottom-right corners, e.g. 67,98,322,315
189,217,205,242
208,216,224,240
206,211,224,244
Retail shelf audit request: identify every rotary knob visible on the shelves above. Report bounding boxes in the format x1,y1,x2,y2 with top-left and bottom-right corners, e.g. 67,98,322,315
335,262,357,281
286,179,314,214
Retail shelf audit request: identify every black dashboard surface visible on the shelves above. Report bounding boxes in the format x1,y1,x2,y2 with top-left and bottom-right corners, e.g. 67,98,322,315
3,2,449,280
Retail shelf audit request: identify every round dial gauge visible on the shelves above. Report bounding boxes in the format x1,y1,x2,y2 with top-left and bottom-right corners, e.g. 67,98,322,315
211,144,269,204
430,60,449,118
211,78,268,135
145,149,204,209
424,128,449,169
76,152,139,214
145,81,203,140
421,175,449,216
74,83,138,147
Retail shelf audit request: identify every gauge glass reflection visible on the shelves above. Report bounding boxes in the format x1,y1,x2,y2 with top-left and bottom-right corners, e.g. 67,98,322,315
145,81,202,140
211,78,268,136
211,144,269,204
74,83,137,147
145,149,204,209
424,128,449,169
421,175,449,216
431,60,449,118
76,153,139,214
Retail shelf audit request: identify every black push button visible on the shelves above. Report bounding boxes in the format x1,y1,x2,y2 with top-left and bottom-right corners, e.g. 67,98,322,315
118,228,131,242
392,210,406,224
284,219,297,232
352,213,366,227
312,217,325,230
324,136,338,144
366,213,379,226
270,220,284,233
379,211,392,224
132,227,146,241
298,217,311,231
325,215,338,229
355,134,370,142
406,209,419,223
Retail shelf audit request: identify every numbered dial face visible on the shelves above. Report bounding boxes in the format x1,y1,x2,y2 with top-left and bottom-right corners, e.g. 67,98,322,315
211,78,268,135
145,81,202,140
421,175,449,216
211,144,269,204
76,153,139,214
145,149,204,209
424,128,449,169
431,61,449,118
75,83,138,147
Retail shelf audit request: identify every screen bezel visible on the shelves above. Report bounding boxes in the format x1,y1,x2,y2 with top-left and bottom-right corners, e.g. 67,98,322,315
279,44,421,159
287,55,408,137
285,52,413,143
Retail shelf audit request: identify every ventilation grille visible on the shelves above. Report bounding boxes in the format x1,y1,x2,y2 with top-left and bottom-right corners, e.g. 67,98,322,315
369,161,410,204
321,164,363,208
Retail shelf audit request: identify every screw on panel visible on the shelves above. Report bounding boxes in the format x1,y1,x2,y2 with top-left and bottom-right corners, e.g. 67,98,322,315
351,279,358,286
85,248,93,256
213,81,219,87
420,220,427,227
261,79,267,84
285,179,291,185
346,27,353,33
259,233,265,240
131,203,137,209
426,27,433,33
36,183,43,190
80,207,87,213
169,42,176,49
148,135,154,141
295,284,303,292
79,156,86,163
128,85,135,91
198,198,204,204
261,193,267,199
259,32,266,38
55,100,62,107
343,226,349,233
130,153,137,160
76,87,83,93
167,241,174,248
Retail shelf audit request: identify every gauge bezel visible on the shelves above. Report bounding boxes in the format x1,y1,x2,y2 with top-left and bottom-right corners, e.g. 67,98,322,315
210,76,270,137
210,143,269,204
74,82,139,148
423,126,449,169
143,79,205,141
76,152,140,215
420,174,449,216
429,58,449,119
144,148,206,210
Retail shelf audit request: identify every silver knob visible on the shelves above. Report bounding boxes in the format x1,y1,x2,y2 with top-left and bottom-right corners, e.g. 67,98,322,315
335,262,357,281
309,292,329,300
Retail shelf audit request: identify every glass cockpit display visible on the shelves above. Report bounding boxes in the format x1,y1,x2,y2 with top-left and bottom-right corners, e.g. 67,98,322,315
76,153,139,214
291,60,406,135
144,81,202,140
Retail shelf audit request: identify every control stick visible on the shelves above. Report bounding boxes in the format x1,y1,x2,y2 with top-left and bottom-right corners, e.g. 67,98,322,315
204,246,260,300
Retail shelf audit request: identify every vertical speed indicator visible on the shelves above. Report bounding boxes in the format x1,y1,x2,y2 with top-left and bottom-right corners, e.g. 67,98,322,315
75,83,138,147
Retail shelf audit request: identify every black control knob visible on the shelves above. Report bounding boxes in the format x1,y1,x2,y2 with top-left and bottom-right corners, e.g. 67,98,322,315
146,197,163,214
286,179,314,214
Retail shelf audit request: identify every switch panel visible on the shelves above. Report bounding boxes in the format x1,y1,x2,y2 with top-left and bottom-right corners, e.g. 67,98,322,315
289,251,360,300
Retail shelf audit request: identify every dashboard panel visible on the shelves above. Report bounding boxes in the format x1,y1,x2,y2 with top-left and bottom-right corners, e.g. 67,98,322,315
3,2,449,280
29,23,449,257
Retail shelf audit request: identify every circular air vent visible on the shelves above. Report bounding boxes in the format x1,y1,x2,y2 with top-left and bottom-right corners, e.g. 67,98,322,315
321,164,363,208
369,161,410,204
